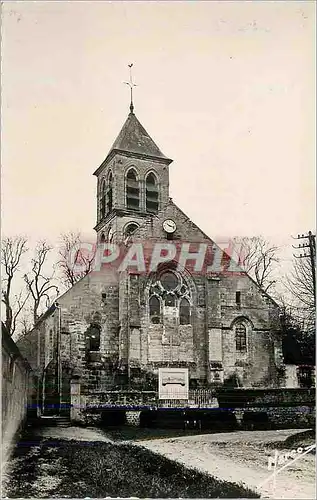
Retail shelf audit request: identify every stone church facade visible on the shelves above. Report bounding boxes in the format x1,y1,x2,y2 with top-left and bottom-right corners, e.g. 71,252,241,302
18,105,284,421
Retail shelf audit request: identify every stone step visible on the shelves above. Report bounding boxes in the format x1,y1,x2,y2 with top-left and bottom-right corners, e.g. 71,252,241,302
55,418,71,427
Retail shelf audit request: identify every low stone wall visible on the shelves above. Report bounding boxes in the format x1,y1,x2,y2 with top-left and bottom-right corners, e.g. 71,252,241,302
266,406,315,429
217,388,315,408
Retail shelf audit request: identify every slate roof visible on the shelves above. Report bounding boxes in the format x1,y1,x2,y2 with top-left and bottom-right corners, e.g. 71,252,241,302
110,112,168,160
94,111,172,175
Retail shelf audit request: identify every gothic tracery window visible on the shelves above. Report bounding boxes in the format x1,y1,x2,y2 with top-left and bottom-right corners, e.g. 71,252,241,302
146,172,159,213
235,322,247,351
148,269,191,325
126,169,140,210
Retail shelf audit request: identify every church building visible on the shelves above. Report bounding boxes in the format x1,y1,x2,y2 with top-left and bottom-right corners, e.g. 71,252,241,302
18,97,284,422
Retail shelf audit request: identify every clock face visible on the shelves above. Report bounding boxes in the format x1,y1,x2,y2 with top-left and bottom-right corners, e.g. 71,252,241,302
163,219,177,234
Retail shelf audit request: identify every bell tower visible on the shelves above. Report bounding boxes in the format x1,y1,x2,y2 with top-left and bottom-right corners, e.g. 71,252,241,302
93,67,173,243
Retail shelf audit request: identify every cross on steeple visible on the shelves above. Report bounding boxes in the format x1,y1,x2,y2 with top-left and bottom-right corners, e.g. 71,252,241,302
124,63,137,114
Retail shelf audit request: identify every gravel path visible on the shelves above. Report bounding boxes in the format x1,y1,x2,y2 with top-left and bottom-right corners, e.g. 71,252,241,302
137,430,315,499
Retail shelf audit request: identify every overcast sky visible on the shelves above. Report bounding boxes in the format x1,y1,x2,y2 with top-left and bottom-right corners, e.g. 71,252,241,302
1,1,315,268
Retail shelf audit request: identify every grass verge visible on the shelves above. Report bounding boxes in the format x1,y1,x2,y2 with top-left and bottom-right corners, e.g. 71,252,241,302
266,428,316,451
5,430,259,498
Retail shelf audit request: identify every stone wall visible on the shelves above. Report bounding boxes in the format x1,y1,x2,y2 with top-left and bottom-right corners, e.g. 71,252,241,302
2,324,34,464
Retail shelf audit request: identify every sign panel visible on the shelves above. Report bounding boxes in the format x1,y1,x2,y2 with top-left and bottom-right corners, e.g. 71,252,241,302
158,367,189,400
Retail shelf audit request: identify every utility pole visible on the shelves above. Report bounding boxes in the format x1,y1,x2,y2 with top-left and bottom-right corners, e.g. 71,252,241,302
292,231,316,301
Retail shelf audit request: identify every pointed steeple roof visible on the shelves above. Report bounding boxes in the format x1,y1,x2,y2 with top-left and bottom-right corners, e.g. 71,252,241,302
111,112,168,160
94,111,172,176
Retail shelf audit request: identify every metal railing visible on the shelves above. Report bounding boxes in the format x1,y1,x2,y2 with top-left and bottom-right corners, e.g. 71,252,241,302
85,388,218,410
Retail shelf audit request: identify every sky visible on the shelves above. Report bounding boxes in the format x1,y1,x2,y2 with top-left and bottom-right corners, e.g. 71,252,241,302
1,1,316,272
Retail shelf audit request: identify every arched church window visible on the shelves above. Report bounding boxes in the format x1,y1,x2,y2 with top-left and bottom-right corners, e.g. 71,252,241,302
148,268,192,325
100,233,106,243
149,296,161,324
146,172,159,213
126,169,140,210
124,222,139,239
106,172,113,214
100,180,107,219
235,322,247,351
85,323,101,352
179,297,190,325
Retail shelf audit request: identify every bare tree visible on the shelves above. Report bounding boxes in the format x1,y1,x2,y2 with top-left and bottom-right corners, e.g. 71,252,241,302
24,241,59,324
286,255,315,333
57,231,95,289
1,236,29,335
232,236,280,293
13,311,33,341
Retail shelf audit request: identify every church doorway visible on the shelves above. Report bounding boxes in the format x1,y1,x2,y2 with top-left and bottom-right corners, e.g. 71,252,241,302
42,360,59,415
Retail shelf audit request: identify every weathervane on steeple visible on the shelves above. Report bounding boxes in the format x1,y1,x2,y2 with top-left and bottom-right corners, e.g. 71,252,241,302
124,63,137,114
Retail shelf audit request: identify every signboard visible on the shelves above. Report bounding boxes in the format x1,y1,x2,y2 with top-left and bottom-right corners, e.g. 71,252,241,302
158,367,189,400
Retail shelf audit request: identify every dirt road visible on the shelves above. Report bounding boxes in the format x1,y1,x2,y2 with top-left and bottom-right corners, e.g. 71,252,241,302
15,426,315,499
137,430,316,499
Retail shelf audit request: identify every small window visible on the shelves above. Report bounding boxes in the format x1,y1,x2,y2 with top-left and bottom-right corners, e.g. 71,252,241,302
235,323,246,351
149,296,161,324
179,297,190,325
86,323,101,351
124,223,139,238
236,291,241,307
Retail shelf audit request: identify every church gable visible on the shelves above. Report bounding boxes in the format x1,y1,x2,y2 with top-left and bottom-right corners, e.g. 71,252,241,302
124,199,278,323
131,199,213,243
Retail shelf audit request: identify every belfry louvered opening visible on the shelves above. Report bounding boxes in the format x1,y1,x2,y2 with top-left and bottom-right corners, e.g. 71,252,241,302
126,169,140,210
146,172,159,213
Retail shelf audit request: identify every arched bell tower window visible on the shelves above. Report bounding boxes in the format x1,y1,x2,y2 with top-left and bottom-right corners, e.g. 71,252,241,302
126,169,140,210
146,172,159,213
106,171,113,214
100,179,106,220
235,322,247,351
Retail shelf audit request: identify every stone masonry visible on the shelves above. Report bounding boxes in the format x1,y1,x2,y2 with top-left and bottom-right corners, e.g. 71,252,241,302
17,106,284,421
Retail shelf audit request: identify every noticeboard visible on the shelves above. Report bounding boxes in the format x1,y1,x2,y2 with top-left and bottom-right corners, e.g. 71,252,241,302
158,367,189,400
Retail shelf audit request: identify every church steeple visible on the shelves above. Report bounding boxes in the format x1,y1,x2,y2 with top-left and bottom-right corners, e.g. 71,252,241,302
93,69,173,242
